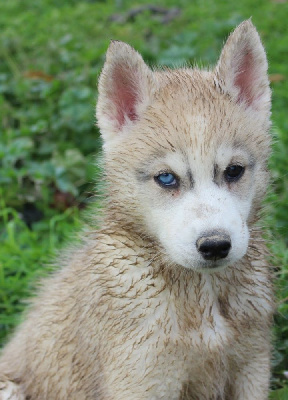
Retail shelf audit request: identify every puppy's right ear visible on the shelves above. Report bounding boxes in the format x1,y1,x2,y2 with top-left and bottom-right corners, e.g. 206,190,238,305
96,41,155,144
214,20,271,113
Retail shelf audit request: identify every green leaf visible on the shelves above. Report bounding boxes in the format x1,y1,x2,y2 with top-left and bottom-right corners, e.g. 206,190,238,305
270,387,288,400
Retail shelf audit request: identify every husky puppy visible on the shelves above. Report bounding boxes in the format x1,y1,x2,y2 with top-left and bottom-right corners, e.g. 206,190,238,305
0,20,274,400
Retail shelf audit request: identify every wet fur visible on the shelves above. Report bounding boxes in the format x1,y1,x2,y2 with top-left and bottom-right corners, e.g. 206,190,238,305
0,21,274,400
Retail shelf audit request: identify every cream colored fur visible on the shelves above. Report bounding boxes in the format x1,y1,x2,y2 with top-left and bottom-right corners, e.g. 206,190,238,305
0,20,274,400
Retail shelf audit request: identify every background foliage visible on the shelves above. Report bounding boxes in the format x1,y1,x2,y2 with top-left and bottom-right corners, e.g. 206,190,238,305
0,0,288,396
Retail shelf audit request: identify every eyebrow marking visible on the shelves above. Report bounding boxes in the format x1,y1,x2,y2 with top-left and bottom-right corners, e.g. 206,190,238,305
213,164,220,185
135,149,167,182
232,142,256,168
135,169,151,182
187,168,194,189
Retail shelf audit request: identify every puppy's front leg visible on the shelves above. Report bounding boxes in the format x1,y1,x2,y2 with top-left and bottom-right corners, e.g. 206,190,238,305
0,376,25,400
229,351,270,400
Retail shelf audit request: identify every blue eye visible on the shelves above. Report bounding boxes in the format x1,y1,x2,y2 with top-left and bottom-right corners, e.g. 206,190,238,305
155,172,179,188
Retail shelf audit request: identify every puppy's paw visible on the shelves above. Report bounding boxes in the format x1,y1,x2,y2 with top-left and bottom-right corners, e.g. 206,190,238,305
0,377,25,400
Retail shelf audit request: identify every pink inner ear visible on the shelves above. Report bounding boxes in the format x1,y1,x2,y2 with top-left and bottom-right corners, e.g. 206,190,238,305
234,49,256,106
112,65,139,128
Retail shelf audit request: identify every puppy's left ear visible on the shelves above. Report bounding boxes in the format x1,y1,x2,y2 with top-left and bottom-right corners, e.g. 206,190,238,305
214,20,271,113
96,41,155,145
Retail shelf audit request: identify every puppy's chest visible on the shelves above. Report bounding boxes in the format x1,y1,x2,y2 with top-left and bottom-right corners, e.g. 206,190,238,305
127,277,236,355
167,282,235,352
102,264,262,357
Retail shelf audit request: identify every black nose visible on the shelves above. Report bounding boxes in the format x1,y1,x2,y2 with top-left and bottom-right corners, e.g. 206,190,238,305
196,232,231,261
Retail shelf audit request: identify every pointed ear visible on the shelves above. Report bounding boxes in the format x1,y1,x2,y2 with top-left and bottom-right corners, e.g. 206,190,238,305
96,41,155,143
214,20,271,112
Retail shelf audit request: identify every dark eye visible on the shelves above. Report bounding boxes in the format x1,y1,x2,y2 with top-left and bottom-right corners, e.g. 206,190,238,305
155,172,179,188
224,165,245,182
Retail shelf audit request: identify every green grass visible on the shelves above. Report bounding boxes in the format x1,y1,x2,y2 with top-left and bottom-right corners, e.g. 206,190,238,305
0,0,288,395
0,198,82,343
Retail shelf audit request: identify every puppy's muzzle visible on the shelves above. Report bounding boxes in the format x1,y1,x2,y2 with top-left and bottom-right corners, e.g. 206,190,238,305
196,231,231,261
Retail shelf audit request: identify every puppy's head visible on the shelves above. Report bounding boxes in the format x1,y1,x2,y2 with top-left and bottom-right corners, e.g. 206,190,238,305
96,20,271,271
